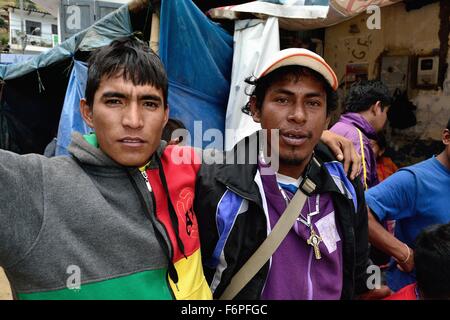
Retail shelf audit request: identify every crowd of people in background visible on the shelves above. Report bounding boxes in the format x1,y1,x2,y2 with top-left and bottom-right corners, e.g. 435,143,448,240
330,79,450,299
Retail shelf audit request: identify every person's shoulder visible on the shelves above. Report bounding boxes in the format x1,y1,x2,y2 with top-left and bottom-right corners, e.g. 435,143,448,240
365,165,418,204
316,144,362,202
331,123,360,145
405,157,433,168
315,142,361,189
162,145,203,167
330,120,356,134
315,142,338,163
397,157,436,178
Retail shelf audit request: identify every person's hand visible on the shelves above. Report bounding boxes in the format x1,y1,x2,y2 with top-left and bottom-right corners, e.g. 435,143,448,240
396,246,415,273
321,130,361,180
358,285,392,300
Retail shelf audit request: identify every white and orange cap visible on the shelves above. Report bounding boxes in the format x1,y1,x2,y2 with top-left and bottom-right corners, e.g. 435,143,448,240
256,48,338,91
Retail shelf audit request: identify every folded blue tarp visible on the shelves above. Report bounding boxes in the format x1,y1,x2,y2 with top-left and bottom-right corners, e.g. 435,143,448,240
159,0,233,149
56,60,90,156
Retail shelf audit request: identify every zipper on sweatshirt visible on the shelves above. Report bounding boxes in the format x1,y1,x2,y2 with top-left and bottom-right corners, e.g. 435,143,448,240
149,189,178,298
127,169,177,299
141,170,152,192
141,169,180,296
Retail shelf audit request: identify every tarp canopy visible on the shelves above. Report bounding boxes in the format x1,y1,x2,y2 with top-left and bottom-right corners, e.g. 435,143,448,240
0,0,234,154
0,3,133,154
56,60,89,156
209,0,403,30
0,4,132,80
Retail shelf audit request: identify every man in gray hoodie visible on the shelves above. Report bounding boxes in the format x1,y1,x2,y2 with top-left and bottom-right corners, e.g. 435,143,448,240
0,37,212,300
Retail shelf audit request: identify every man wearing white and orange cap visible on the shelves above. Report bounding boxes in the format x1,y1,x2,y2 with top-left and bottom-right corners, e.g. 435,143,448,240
195,48,388,300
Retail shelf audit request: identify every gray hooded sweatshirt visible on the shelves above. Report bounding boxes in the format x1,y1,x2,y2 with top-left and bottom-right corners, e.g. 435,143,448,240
0,132,209,300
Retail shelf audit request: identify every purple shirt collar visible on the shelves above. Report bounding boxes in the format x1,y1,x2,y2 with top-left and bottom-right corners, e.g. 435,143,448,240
339,112,378,140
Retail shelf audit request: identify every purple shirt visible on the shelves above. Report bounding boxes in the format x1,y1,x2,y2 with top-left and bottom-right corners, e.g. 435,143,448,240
259,167,343,300
330,112,379,188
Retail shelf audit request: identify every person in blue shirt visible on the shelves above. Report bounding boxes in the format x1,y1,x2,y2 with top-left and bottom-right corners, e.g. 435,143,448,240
366,117,450,292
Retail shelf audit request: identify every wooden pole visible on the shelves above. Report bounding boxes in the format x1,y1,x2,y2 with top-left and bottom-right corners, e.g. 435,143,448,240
150,13,160,54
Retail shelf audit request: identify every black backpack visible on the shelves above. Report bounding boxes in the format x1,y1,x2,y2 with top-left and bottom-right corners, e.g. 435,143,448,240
387,89,417,129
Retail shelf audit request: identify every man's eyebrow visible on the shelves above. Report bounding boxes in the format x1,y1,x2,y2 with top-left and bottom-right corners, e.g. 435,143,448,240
138,94,163,102
101,91,127,99
304,92,326,98
100,92,162,103
271,89,325,98
271,88,295,95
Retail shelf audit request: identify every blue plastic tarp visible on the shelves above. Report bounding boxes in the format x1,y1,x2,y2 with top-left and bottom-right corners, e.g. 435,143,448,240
55,60,90,156
159,0,233,149
0,54,35,65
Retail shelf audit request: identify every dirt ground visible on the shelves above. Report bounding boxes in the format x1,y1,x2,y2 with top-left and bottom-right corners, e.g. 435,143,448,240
0,268,12,300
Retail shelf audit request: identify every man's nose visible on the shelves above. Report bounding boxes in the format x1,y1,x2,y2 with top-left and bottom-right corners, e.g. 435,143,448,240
287,102,307,124
122,103,144,129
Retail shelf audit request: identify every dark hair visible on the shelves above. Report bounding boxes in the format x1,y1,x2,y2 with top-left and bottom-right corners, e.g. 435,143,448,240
345,80,391,113
415,223,450,299
162,118,186,142
241,65,338,116
377,131,387,151
447,117,450,130
85,37,168,108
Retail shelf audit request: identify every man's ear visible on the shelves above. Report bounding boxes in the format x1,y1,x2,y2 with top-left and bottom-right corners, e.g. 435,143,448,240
372,101,382,116
249,96,261,123
80,98,94,128
163,104,170,127
443,129,450,146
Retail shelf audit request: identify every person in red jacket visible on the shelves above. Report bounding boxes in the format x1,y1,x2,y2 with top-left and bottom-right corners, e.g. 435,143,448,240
370,133,399,183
